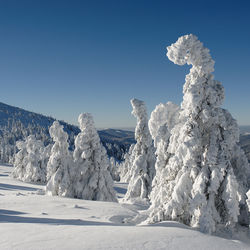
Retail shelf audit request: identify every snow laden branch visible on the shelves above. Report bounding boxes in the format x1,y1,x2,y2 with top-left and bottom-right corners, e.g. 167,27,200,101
149,102,179,149
123,99,155,203
72,113,117,202
147,34,249,233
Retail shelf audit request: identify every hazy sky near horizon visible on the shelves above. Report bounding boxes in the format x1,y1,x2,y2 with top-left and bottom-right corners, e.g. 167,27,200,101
0,0,250,128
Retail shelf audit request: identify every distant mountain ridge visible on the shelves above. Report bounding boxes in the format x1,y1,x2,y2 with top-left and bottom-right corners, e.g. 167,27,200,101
239,125,250,135
0,102,135,162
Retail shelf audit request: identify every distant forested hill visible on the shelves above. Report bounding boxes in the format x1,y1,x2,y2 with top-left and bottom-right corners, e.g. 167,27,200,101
0,102,135,163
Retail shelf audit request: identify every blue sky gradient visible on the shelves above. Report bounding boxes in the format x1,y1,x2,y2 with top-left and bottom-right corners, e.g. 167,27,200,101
0,0,249,127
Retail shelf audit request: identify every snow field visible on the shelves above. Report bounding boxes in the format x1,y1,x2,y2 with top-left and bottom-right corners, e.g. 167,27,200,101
0,165,249,250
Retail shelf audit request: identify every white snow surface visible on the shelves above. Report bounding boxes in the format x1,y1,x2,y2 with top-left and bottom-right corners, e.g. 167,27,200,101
0,164,249,250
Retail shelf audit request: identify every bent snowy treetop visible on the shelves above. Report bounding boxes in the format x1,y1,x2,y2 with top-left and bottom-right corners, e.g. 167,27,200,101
167,34,215,75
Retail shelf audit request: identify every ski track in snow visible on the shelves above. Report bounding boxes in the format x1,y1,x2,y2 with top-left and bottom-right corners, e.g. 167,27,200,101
0,164,249,250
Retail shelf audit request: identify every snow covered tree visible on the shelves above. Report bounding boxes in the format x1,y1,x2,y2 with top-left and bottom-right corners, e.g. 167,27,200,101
149,101,179,151
119,143,135,182
148,102,180,206
123,99,155,203
72,113,117,202
247,190,250,212
24,135,47,183
42,143,52,173
12,135,47,183
147,34,249,233
109,156,120,181
46,121,73,197
11,140,28,180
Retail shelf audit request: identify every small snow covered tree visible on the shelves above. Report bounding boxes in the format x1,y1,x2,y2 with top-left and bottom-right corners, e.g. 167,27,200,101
109,156,120,181
12,135,47,183
24,135,47,183
119,143,135,183
148,34,249,233
46,121,73,197
123,99,155,203
11,140,28,180
72,113,117,202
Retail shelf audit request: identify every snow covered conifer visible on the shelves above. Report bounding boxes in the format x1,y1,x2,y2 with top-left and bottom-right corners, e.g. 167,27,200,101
119,143,135,182
72,113,117,202
148,102,180,205
12,135,47,183
124,99,155,203
42,143,52,173
148,34,249,233
11,140,28,180
109,156,120,181
24,135,47,183
247,190,250,212
46,121,73,197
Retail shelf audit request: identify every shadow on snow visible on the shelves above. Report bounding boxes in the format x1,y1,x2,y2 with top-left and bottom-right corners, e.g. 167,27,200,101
0,209,121,226
0,183,39,192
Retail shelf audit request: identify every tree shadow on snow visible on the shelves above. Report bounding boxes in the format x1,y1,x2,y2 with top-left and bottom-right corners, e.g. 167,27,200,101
0,209,121,227
0,183,39,192
0,209,27,215
146,221,197,231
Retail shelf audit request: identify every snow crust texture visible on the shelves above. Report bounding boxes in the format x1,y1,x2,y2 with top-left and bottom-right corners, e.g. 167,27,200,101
148,34,250,233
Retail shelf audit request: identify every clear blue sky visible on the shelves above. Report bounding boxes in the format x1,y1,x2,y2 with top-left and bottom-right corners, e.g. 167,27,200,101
0,0,249,128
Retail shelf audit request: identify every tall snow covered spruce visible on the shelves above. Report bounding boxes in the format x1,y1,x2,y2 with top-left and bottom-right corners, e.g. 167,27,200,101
46,121,73,197
148,34,249,233
72,113,117,202
123,99,155,203
148,102,180,207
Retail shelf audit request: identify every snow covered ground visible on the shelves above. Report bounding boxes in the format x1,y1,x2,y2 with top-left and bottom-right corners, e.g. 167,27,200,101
0,164,249,250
